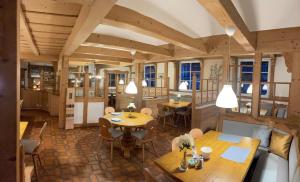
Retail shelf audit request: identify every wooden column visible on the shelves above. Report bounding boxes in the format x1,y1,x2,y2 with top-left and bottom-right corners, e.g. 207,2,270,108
83,73,89,126
269,55,276,98
164,62,168,87
104,70,109,107
231,57,238,93
135,62,144,110
252,52,262,118
289,52,300,117
191,73,197,129
0,0,20,181
174,61,179,90
58,56,69,129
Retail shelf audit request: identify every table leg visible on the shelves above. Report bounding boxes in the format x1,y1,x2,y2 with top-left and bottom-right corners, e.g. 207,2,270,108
121,127,135,158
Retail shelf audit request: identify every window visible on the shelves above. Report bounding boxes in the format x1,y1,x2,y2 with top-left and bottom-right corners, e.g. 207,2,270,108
109,73,126,87
180,62,201,90
240,60,269,95
144,65,156,87
108,73,116,87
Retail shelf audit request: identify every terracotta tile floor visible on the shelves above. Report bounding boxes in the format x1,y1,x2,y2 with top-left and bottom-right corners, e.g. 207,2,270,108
21,110,189,182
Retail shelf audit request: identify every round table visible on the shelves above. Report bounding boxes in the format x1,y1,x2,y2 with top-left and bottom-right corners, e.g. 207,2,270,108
103,112,154,158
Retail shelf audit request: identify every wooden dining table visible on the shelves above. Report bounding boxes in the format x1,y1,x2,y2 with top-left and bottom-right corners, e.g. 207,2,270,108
154,131,260,182
103,112,154,158
161,101,191,109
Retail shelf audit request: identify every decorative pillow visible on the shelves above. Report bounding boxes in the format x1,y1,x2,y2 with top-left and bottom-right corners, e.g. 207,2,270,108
252,126,272,148
270,130,292,159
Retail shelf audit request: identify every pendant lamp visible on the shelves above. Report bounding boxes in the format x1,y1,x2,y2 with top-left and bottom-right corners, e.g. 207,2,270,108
216,26,238,109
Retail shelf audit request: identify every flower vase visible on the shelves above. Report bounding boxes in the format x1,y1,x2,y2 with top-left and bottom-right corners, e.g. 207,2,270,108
179,150,188,171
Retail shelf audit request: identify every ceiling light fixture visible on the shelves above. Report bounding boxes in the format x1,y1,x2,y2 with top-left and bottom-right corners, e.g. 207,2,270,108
216,25,238,108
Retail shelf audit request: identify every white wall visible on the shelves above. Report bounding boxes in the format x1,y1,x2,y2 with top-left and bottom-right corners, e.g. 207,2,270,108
168,62,175,89
203,58,223,79
274,56,291,97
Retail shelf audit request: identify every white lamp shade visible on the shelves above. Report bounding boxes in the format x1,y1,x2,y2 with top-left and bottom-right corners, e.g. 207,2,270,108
125,81,138,94
247,84,253,94
119,79,125,85
142,80,147,87
216,85,238,108
179,81,188,91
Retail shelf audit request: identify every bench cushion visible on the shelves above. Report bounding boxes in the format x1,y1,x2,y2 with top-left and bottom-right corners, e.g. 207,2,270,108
289,138,298,182
251,153,288,182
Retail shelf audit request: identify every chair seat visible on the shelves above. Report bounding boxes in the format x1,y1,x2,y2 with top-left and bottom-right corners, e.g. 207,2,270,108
21,139,40,154
176,111,189,115
108,128,123,138
158,111,173,117
132,130,147,140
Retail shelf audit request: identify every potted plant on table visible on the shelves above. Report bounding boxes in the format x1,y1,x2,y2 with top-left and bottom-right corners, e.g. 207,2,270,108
176,134,194,171
127,102,136,118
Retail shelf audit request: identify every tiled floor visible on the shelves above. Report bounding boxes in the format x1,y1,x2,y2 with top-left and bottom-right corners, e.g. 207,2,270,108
21,110,189,182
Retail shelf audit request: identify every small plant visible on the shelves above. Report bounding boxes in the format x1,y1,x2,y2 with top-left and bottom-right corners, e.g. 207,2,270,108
176,134,195,151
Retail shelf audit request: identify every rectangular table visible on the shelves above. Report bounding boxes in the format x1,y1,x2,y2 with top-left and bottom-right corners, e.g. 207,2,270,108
154,131,260,182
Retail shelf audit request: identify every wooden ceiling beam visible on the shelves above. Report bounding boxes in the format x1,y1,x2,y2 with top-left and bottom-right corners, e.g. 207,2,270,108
86,33,173,57
20,7,39,55
197,0,256,51
21,52,58,62
61,0,117,56
70,53,133,63
104,5,207,53
69,58,120,66
75,46,149,60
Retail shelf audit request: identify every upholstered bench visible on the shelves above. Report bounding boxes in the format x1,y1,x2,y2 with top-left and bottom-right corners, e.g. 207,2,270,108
222,120,300,182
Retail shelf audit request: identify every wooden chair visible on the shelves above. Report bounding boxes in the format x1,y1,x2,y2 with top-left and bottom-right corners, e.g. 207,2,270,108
98,117,123,161
171,137,179,152
132,121,158,162
141,107,153,116
189,128,203,139
157,104,173,128
105,107,115,114
144,168,174,182
175,105,192,128
21,122,47,181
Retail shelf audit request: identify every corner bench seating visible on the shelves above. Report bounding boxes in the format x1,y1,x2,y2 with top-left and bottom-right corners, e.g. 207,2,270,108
222,119,300,182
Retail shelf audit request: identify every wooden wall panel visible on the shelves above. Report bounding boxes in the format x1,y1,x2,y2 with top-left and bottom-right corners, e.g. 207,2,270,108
0,0,20,181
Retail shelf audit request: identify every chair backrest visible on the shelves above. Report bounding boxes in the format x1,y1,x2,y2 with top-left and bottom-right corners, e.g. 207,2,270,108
39,122,47,140
189,128,203,139
99,117,112,139
157,103,168,114
143,121,156,140
105,107,115,115
171,137,179,152
141,108,153,116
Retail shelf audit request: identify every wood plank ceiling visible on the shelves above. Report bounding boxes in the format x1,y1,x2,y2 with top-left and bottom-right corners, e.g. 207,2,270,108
20,0,82,56
20,0,300,65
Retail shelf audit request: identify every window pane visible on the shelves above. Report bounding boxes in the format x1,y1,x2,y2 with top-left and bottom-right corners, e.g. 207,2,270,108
261,73,268,82
261,62,269,72
151,80,155,87
150,66,155,72
194,72,201,80
145,66,150,73
191,63,200,71
261,84,267,95
241,73,253,81
181,63,190,72
145,73,150,79
196,81,200,90
242,65,253,72
151,73,155,79
241,83,250,94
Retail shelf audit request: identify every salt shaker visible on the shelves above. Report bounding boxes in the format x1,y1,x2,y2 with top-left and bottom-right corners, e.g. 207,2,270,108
195,156,204,169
